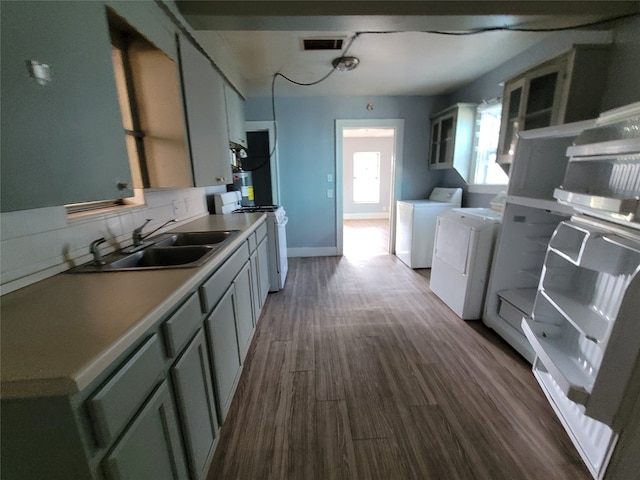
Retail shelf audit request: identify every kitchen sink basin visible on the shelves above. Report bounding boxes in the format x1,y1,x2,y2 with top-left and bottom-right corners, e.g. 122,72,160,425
71,229,240,273
106,246,214,269
152,230,240,247
71,246,216,272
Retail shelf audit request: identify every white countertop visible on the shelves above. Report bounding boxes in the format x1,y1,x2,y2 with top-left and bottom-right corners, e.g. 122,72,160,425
0,213,265,399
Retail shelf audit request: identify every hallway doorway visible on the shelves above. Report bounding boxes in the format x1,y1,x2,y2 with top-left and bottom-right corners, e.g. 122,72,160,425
335,119,404,257
343,218,389,260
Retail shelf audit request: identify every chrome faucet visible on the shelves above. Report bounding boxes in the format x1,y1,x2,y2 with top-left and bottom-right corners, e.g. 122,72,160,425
90,238,107,265
132,218,177,246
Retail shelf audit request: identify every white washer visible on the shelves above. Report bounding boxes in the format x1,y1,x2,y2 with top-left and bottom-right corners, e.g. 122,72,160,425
395,188,462,268
430,208,501,319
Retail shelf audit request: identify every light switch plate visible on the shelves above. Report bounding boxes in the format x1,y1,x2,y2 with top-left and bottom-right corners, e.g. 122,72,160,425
327,189,334,198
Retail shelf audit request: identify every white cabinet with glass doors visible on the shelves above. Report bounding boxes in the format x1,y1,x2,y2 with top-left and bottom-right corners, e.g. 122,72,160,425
428,103,476,182
497,44,611,171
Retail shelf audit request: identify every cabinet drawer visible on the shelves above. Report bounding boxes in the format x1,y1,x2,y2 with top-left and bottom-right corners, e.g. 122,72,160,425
247,232,257,252
88,334,165,447
200,242,249,313
256,221,267,243
163,292,203,357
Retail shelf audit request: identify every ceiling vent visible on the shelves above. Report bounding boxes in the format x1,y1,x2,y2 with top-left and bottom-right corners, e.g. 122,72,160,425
302,38,344,51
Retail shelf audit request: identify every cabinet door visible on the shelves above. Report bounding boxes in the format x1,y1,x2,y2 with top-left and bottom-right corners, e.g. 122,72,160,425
233,262,254,361
437,114,456,167
103,380,189,480
429,112,457,170
249,250,261,324
1,2,132,212
171,328,219,480
498,77,526,164
429,120,441,167
257,237,270,308
177,35,231,187
224,84,247,148
205,286,241,421
523,61,566,130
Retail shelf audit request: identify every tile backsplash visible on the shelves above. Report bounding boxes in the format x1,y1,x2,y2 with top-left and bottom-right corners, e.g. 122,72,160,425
0,186,225,294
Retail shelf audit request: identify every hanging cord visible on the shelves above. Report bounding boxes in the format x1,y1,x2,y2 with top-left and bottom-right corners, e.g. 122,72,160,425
256,32,362,168
358,11,639,36
261,10,639,168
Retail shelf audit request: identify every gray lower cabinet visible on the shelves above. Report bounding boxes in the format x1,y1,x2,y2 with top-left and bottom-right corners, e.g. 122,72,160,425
234,262,255,360
257,236,270,309
249,251,261,324
171,328,219,480
103,380,189,480
206,285,242,421
1,225,265,480
248,226,270,325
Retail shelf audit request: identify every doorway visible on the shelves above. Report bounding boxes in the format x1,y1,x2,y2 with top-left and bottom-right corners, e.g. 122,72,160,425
335,119,404,257
245,121,280,206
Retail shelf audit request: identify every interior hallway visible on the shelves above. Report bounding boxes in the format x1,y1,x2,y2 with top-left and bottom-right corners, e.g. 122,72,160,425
207,221,589,479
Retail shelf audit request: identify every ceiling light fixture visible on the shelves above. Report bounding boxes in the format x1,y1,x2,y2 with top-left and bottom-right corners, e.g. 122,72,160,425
332,56,360,72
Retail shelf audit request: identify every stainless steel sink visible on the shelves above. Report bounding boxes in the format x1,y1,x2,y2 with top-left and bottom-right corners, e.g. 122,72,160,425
152,230,240,247
71,246,216,272
71,229,240,273
107,246,215,269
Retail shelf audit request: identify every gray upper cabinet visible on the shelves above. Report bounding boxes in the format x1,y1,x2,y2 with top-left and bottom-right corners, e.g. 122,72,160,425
224,84,247,148
177,35,232,187
0,2,133,212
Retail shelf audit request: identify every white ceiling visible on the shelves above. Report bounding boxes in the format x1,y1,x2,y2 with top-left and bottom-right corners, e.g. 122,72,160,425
177,2,638,98
195,29,556,97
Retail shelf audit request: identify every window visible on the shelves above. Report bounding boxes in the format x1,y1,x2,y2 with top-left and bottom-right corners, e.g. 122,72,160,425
353,152,380,203
471,101,508,185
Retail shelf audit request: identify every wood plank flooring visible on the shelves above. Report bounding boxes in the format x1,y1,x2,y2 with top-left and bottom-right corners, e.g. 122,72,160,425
207,221,589,479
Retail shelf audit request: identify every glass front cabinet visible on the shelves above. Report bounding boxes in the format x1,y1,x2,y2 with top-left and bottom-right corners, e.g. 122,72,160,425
497,44,611,172
428,103,477,181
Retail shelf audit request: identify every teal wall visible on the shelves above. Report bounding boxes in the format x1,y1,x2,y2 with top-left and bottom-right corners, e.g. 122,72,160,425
245,95,442,250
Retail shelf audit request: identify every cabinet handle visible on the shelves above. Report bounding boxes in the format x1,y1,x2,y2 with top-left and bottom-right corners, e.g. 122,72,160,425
117,182,131,190
216,177,226,183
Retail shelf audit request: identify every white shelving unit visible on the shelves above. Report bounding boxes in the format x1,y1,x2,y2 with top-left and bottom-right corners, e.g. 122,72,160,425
483,121,594,362
523,217,640,478
522,104,640,480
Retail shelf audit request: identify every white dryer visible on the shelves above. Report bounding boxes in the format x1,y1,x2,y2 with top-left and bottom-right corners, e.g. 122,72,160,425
430,208,501,319
395,188,462,268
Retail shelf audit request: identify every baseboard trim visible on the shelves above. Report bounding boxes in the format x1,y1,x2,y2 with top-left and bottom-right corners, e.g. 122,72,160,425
287,247,338,257
343,213,390,220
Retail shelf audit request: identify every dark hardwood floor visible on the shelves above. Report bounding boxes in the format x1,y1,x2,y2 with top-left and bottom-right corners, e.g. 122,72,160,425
207,220,589,479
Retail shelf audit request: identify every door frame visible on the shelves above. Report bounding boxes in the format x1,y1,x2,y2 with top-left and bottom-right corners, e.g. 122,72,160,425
335,119,405,256
245,121,281,205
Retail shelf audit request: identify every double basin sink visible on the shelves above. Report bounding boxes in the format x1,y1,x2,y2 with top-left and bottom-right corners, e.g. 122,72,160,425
74,231,240,272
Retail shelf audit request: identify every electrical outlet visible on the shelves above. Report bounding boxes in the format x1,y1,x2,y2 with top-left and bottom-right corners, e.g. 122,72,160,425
327,173,333,183
327,189,334,198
